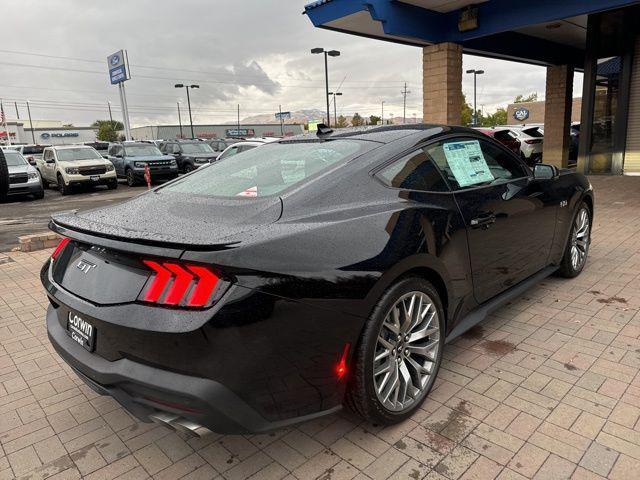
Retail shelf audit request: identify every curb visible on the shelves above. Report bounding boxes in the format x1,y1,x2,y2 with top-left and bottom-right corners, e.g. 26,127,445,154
17,232,61,252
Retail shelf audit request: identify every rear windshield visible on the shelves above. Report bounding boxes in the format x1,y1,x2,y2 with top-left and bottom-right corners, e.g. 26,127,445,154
163,140,364,197
3,151,27,166
124,145,162,156
56,148,103,162
522,127,543,138
181,143,214,154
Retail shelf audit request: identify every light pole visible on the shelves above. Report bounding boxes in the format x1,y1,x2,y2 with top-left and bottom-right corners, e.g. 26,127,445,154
381,101,385,125
26,100,35,144
328,92,342,127
107,101,113,124
311,48,340,127
465,69,484,126
174,84,199,138
177,102,183,139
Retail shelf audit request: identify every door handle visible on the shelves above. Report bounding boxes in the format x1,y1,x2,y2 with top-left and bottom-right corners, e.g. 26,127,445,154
470,212,496,229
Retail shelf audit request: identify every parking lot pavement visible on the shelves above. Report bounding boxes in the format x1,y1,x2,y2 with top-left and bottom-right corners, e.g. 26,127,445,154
0,183,147,252
1,175,640,480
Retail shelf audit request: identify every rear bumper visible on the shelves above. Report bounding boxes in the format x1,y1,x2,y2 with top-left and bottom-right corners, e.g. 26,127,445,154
46,305,340,434
130,168,178,180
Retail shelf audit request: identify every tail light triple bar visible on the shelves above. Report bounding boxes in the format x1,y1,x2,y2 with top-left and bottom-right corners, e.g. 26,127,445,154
141,260,221,308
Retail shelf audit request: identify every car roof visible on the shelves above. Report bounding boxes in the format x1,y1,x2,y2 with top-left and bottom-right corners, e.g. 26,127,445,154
282,124,475,144
49,145,94,149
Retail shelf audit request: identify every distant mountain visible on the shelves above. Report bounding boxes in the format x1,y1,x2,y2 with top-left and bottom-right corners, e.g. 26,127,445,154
237,109,423,127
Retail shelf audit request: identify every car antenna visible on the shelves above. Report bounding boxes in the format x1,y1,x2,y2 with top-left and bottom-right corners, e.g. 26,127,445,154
316,123,333,138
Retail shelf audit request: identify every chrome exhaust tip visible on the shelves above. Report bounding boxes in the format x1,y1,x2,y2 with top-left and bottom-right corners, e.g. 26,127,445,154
148,413,210,438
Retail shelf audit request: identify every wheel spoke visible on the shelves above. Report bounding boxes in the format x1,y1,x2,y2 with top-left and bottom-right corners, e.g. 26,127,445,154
408,326,438,344
374,359,392,377
408,339,439,358
374,349,391,363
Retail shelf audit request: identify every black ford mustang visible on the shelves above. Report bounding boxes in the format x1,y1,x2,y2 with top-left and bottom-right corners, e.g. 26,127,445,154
42,125,593,435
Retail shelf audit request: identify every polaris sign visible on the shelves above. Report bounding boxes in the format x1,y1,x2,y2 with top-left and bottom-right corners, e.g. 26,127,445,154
41,132,80,139
514,107,530,122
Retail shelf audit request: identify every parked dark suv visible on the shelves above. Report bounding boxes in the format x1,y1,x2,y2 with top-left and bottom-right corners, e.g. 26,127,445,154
108,143,178,186
160,140,217,173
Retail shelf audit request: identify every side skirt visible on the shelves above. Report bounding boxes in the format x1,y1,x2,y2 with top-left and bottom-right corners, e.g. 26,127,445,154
445,266,558,343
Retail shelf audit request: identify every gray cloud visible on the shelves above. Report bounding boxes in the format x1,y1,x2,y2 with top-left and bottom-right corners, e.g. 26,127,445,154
0,0,581,127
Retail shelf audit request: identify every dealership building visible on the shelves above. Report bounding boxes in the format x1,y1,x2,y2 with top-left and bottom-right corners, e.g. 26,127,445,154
306,0,640,175
1,121,98,145
128,124,305,141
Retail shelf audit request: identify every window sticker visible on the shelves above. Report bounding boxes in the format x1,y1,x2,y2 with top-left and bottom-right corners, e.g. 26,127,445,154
442,140,494,187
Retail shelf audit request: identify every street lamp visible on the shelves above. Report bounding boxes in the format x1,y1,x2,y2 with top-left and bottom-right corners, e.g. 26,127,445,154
465,69,484,126
311,48,340,127
381,100,385,125
328,92,342,127
174,83,199,138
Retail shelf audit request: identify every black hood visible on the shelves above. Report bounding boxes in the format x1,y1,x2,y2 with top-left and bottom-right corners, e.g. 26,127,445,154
52,190,282,249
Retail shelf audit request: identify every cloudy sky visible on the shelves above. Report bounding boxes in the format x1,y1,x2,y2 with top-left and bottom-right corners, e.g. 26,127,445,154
0,0,582,127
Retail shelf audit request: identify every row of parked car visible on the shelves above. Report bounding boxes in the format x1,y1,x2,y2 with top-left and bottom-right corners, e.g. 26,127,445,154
474,124,544,166
2,137,278,200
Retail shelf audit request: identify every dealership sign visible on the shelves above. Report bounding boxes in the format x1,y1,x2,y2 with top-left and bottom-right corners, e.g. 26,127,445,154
514,107,530,122
226,128,255,137
41,132,80,139
275,111,291,120
107,50,129,85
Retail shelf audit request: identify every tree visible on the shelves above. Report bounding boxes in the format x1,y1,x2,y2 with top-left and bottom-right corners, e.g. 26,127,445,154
336,115,348,128
351,113,364,127
514,92,538,103
478,107,508,127
461,93,474,126
0,149,8,203
92,120,123,142
369,115,381,125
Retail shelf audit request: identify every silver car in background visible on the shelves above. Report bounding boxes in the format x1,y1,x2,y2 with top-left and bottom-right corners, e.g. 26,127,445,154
2,148,45,200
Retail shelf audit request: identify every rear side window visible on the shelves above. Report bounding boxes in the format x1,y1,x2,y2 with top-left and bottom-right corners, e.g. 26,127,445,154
493,130,516,142
377,150,448,192
163,140,366,197
425,137,528,190
522,127,543,138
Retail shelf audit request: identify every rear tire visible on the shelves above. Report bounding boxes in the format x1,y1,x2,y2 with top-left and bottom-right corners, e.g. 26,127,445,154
557,201,591,278
345,277,445,425
126,169,138,187
57,174,70,196
183,163,194,174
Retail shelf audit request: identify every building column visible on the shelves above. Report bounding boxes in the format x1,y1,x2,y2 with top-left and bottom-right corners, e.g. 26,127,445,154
543,65,573,168
423,43,463,125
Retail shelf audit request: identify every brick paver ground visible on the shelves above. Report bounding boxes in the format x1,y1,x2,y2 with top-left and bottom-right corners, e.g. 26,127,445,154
1,175,640,480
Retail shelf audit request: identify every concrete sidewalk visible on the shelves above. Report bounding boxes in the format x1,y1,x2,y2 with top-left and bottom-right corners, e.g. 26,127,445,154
1,176,639,480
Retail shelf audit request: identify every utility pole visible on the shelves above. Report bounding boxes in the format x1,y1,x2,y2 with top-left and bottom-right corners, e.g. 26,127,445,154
278,104,284,136
26,100,35,144
177,102,183,139
107,101,113,123
174,84,199,138
401,82,411,124
14,102,19,119
237,104,240,135
381,101,385,125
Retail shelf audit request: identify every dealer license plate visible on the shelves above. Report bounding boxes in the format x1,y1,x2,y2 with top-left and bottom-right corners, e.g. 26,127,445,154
66,311,96,352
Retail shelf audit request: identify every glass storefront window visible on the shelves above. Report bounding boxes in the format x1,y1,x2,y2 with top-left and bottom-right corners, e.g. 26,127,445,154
588,56,621,173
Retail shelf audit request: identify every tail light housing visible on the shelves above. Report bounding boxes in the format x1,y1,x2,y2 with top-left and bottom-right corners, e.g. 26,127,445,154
51,237,70,260
524,139,542,144
139,259,224,309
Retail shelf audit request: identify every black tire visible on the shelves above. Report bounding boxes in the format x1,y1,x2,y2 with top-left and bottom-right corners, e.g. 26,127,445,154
183,163,194,174
57,174,70,196
126,169,138,187
107,179,118,190
557,201,591,278
345,277,445,425
32,189,45,200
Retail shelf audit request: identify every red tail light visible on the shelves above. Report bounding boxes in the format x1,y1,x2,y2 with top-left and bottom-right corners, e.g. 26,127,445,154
51,237,70,260
141,259,220,308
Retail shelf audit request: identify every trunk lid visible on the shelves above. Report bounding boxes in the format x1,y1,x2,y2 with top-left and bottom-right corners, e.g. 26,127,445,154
52,190,283,249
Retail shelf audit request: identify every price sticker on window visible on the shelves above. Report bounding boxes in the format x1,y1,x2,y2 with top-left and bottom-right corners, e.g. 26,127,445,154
443,140,494,187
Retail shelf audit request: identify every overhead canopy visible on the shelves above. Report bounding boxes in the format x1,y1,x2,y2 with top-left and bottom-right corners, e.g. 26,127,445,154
304,0,638,66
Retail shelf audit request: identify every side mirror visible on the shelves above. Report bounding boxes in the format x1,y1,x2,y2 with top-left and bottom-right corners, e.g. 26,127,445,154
115,153,123,158
27,156,36,165
45,158,55,164
533,164,559,181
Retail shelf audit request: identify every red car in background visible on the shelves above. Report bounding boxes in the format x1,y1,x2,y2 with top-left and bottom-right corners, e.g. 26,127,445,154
474,128,521,156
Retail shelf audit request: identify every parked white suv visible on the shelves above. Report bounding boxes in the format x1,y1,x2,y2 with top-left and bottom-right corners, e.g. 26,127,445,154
36,145,117,195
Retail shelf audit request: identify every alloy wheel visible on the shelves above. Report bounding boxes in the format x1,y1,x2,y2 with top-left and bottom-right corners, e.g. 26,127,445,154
570,208,590,271
373,292,440,412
